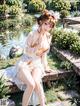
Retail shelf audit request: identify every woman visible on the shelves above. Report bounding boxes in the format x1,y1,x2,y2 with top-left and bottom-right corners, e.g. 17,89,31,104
15,10,56,106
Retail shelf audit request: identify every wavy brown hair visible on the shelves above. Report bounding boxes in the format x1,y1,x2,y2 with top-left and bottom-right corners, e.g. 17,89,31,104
37,9,56,28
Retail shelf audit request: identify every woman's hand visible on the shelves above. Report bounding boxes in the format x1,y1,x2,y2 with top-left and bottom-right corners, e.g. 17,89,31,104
36,48,48,57
45,66,52,73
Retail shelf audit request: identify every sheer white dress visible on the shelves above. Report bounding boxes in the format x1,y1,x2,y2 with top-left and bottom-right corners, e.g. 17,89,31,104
14,30,52,90
10,30,52,105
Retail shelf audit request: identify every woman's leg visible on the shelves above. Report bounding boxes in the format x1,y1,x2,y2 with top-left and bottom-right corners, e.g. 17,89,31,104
17,66,35,106
32,68,46,106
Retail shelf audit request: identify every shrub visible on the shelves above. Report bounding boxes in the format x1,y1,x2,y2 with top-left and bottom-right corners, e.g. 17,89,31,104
8,19,19,28
60,61,72,70
77,1,80,11
60,10,70,19
0,4,9,15
23,0,31,6
46,0,71,12
28,0,46,13
0,19,19,29
51,29,72,49
0,20,8,29
0,14,33,30
70,41,80,55
51,28,80,55
6,0,22,7
63,73,78,90
22,14,33,26
0,76,10,99
9,5,21,16
73,11,80,17
70,1,77,11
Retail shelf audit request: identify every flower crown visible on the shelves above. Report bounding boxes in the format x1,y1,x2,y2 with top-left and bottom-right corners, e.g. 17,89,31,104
42,9,57,23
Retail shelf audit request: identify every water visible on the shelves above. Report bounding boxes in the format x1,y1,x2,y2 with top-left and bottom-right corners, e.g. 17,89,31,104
0,23,39,59
0,27,31,58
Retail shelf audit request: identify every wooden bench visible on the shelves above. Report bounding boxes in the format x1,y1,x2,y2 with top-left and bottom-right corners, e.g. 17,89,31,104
0,66,73,106
6,69,73,93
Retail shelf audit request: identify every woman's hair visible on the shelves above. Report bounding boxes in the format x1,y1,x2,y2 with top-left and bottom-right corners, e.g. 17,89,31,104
37,9,56,28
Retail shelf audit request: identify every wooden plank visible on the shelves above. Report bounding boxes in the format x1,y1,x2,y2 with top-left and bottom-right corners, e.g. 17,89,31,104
63,17,80,28
68,24,80,31
43,70,72,82
64,17,80,24
52,46,80,76
7,70,73,93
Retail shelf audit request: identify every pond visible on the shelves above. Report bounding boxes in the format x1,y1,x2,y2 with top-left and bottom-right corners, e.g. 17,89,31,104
0,24,38,59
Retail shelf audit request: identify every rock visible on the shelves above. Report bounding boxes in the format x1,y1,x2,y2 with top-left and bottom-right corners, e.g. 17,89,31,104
57,90,79,100
0,99,15,106
63,101,72,106
0,54,7,60
47,101,65,106
9,46,23,58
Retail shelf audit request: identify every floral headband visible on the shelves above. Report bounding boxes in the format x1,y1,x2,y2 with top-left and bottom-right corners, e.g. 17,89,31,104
42,10,57,24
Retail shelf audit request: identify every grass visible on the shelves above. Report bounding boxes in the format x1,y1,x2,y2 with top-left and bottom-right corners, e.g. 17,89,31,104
44,87,58,103
48,52,61,70
9,80,66,106
9,87,58,106
0,57,20,69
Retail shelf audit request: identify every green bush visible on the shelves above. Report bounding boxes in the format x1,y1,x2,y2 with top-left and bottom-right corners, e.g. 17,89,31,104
60,61,72,70
73,11,80,17
0,14,33,30
0,20,8,29
22,14,33,26
28,0,46,13
9,5,21,16
70,41,80,55
60,10,70,19
6,0,22,7
51,28,80,55
0,4,9,15
63,73,78,90
46,0,71,12
0,76,10,99
70,1,77,11
77,1,80,11
51,29,72,49
23,0,31,6
0,19,19,29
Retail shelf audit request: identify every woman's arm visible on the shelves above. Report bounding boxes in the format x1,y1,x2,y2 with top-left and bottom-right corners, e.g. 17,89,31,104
41,53,52,73
41,33,52,72
41,53,49,70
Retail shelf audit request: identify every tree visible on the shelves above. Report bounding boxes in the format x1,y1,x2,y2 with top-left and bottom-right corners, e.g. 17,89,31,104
28,0,46,13
46,0,71,12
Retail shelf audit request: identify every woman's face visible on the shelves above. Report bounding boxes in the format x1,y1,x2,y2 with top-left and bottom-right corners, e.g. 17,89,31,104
41,20,54,32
